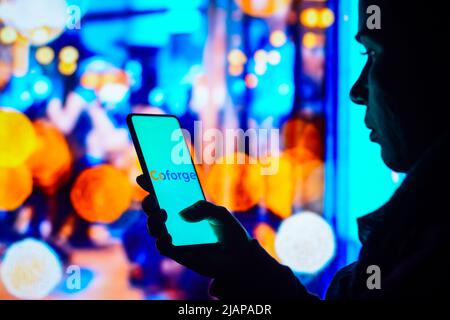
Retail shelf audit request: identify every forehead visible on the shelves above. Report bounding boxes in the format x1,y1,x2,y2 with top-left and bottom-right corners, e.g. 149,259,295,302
357,0,393,43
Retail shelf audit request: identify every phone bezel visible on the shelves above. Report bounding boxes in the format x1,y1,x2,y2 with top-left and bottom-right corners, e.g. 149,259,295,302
126,113,218,248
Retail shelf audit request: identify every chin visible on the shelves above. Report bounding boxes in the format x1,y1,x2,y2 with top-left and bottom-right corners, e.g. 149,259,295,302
380,148,410,173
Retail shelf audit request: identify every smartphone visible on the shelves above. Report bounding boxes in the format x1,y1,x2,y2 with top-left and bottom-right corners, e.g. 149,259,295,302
127,114,218,246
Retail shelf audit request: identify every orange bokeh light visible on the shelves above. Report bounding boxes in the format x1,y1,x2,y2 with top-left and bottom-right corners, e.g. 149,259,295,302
282,117,323,159
235,0,291,18
262,154,294,219
205,153,264,212
227,49,247,66
290,157,324,207
253,222,279,261
27,120,72,195
70,165,132,223
0,165,33,211
300,8,320,28
245,73,258,89
0,109,37,168
80,72,101,90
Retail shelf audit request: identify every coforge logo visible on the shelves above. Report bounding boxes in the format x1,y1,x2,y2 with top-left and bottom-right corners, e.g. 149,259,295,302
150,170,198,183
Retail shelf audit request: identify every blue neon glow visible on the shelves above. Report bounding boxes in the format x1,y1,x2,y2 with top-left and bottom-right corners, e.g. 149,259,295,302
148,88,165,107
336,0,404,262
32,77,52,99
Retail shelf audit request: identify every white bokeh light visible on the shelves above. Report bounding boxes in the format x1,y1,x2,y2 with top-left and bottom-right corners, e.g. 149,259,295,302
275,212,336,274
0,238,63,299
0,0,68,46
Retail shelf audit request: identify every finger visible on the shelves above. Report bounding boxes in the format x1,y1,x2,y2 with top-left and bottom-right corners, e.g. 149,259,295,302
147,212,169,238
155,233,174,255
179,200,249,246
136,174,152,192
142,194,159,213
180,201,232,225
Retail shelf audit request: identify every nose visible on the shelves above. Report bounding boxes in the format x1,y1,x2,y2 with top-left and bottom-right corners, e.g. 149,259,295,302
350,67,369,106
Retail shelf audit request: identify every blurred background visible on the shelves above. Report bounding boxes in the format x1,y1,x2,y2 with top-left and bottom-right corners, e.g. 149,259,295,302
0,0,403,300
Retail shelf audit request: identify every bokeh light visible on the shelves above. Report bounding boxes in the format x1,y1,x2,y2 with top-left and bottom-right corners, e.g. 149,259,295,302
253,222,279,261
282,118,323,159
318,8,335,29
267,50,281,65
275,212,335,274
205,153,264,212
59,46,80,64
0,238,62,299
35,46,55,65
0,0,68,46
235,0,292,18
32,76,52,99
58,61,78,76
245,73,258,88
262,155,294,219
0,26,18,45
302,32,320,49
291,158,324,207
300,8,320,28
80,72,101,90
0,164,33,211
254,49,267,64
0,109,37,167
269,30,287,48
27,120,72,194
228,63,244,76
70,164,132,223
228,48,247,66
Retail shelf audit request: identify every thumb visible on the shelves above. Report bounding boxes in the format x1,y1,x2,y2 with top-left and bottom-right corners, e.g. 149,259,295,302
179,200,250,247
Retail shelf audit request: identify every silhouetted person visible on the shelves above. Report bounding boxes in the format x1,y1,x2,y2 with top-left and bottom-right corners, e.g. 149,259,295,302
138,0,450,299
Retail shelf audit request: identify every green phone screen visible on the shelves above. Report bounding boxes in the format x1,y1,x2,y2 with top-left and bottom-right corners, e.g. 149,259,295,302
129,115,218,246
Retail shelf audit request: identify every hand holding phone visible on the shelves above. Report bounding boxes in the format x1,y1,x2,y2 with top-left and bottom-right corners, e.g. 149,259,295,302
137,175,251,278
128,114,218,246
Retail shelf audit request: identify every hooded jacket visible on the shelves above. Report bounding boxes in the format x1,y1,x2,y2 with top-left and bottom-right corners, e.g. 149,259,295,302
210,134,450,300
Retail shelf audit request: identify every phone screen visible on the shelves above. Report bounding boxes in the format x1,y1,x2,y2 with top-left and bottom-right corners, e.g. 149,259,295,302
128,114,218,246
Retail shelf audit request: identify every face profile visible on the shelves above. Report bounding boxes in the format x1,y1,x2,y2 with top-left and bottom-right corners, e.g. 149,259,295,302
350,0,450,172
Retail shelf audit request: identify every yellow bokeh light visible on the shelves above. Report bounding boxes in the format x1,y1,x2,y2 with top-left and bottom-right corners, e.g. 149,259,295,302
254,49,267,64
302,32,319,49
0,165,33,211
70,164,132,223
0,26,18,45
300,8,320,28
35,46,55,65
0,109,37,167
235,0,292,18
29,27,52,46
59,46,79,64
228,48,247,65
58,61,77,76
318,8,335,29
269,30,287,48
